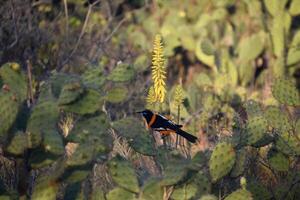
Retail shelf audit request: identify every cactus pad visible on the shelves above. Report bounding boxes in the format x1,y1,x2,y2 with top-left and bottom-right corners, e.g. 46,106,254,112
247,181,272,200
105,87,128,103
0,63,27,101
141,178,163,200
66,143,94,167
209,142,236,182
6,131,27,155
82,66,106,90
245,116,268,145
106,187,136,200
58,82,85,105
199,195,218,200
171,183,198,200
193,171,211,197
31,176,58,200
160,160,189,186
27,100,59,148
243,100,263,118
61,89,103,115
108,155,139,193
0,92,20,139
107,64,135,82
271,79,300,106
43,130,64,156
112,117,156,156
224,189,253,200
201,39,215,55
276,131,300,155
268,150,289,171
230,148,247,177
264,106,292,132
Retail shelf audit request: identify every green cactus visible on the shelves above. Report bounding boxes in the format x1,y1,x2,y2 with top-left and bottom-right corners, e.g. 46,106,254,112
243,100,263,118
90,188,106,200
61,89,103,115
5,131,27,156
276,131,300,156
82,66,106,90
43,130,64,156
247,180,272,200
141,178,163,200
209,142,236,182
160,160,190,186
107,64,135,82
67,115,110,143
224,189,253,200
31,176,58,200
171,182,198,200
112,117,156,156
49,72,81,98
105,87,128,103
29,148,58,169
271,79,300,106
237,32,265,63
267,149,289,172
230,148,247,177
66,143,95,167
287,31,300,65
201,38,215,56
245,116,268,146
0,63,27,101
64,169,91,184
199,194,218,200
107,155,139,193
0,92,20,139
58,82,85,105
193,171,211,197
106,187,136,200
63,182,83,200
27,100,59,148
264,106,293,132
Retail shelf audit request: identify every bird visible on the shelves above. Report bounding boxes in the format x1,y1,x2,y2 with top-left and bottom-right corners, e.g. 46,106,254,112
137,109,198,143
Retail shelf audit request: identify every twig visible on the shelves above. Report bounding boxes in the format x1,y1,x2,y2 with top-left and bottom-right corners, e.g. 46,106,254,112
26,60,34,106
61,1,100,67
63,0,69,44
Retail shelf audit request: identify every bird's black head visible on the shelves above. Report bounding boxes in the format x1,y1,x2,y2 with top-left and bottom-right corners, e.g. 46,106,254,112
137,109,153,122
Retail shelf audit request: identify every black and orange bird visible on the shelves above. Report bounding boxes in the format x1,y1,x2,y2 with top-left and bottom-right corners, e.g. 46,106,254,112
137,109,198,143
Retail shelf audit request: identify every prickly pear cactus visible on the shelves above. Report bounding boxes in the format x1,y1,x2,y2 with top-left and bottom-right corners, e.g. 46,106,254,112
0,92,20,139
5,131,27,155
58,82,85,105
276,131,300,156
230,148,247,177
199,194,218,200
264,106,292,132
245,116,268,145
224,189,253,200
243,100,263,118
82,66,106,90
106,187,136,200
160,160,189,186
141,178,163,200
171,182,198,200
108,155,139,193
267,149,289,172
112,117,156,156
27,100,59,148
43,130,64,156
31,176,58,200
105,87,128,103
209,142,236,182
271,79,300,106
0,63,27,101
107,64,135,82
61,89,103,115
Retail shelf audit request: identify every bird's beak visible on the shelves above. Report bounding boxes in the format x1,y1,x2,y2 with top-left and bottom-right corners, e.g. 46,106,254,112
136,111,143,113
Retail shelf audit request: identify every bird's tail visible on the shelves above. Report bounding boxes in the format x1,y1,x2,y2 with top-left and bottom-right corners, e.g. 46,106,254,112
175,129,198,143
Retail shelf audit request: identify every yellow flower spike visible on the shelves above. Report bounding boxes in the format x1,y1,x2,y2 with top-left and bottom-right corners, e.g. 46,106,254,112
174,84,184,107
151,34,166,103
146,86,156,105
